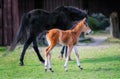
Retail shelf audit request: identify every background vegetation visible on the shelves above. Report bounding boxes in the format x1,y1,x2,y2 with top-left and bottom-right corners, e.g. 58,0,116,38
88,13,110,30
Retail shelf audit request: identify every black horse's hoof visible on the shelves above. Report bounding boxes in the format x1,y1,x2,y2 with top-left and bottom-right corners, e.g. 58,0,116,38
40,59,45,64
49,68,54,72
19,62,24,66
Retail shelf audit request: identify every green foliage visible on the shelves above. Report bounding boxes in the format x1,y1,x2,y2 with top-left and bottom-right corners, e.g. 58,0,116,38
0,47,7,52
99,18,110,29
88,16,100,30
88,13,110,31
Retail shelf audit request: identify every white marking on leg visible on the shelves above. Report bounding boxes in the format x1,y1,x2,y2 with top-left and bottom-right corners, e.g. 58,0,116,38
74,46,81,67
48,60,52,69
44,52,48,70
44,57,48,69
48,53,52,69
64,56,69,71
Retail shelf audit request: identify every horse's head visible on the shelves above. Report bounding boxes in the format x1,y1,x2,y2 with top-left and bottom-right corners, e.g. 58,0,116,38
63,6,88,21
81,18,92,34
52,6,88,30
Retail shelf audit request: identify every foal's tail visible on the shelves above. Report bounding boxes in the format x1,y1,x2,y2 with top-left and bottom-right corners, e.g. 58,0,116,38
9,13,29,51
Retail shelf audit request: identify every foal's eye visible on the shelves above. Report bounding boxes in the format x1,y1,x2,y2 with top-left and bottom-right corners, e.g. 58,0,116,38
84,22,86,25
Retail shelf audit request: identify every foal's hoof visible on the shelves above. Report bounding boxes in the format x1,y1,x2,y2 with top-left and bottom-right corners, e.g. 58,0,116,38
80,67,83,70
64,66,68,72
19,62,24,66
65,70,68,72
78,66,83,70
49,68,54,72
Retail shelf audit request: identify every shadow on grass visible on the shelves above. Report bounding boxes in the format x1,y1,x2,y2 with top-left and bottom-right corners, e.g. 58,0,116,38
82,55,120,63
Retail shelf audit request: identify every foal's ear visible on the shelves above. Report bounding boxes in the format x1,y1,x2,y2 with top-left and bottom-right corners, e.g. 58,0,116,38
82,18,86,23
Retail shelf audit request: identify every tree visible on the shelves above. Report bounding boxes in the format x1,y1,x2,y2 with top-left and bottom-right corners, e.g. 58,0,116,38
110,12,120,38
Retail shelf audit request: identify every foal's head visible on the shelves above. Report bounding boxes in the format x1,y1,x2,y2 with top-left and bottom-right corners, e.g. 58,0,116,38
81,18,91,34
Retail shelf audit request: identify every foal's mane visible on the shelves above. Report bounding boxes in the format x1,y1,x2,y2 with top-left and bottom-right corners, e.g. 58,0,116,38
54,6,87,14
72,20,84,29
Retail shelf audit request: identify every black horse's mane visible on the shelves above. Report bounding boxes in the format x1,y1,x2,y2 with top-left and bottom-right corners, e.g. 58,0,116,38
55,6,86,13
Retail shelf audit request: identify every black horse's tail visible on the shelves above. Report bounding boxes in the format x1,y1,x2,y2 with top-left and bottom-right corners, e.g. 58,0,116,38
9,13,29,51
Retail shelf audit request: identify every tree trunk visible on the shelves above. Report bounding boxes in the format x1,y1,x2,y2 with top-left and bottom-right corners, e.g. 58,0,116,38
110,12,120,38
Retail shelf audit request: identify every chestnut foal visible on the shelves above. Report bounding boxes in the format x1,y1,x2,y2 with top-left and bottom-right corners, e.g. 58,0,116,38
45,18,91,72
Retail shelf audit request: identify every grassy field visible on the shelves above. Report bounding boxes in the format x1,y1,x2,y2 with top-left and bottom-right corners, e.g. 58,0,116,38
0,37,120,79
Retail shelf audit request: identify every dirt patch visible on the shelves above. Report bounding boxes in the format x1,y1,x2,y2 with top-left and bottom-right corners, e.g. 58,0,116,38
77,36,108,46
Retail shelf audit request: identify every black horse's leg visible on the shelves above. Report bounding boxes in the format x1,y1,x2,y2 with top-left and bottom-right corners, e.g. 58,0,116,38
65,46,72,61
33,39,45,64
19,36,34,66
65,46,68,58
59,46,65,58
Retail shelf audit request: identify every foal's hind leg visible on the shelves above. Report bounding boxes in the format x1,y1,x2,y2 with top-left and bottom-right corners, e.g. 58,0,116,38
19,36,34,66
45,44,55,72
33,39,45,64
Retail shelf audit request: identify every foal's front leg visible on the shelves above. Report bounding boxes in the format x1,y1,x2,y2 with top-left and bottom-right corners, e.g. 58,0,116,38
64,45,73,71
74,46,83,70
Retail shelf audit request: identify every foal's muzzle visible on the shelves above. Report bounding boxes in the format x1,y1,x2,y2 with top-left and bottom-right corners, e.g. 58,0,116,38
86,29,92,35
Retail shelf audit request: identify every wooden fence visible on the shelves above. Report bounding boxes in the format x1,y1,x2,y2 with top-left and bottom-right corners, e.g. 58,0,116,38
0,0,83,46
0,0,119,45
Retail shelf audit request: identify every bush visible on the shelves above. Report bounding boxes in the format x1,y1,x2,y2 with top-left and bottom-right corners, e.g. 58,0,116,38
88,16,100,30
98,18,110,30
88,13,110,31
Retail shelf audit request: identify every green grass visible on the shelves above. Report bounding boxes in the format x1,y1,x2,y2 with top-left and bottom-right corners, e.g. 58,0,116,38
0,43,120,79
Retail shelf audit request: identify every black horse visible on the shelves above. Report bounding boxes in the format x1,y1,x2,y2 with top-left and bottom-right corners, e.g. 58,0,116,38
9,6,88,66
